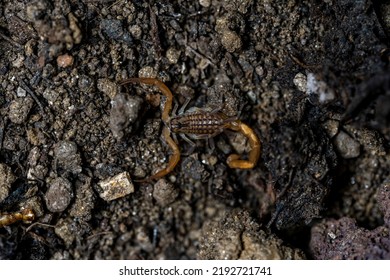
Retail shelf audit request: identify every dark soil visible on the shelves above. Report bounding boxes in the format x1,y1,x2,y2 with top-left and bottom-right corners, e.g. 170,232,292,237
1,0,389,260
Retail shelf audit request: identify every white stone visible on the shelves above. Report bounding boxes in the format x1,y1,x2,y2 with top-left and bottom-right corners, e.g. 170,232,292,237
96,172,134,201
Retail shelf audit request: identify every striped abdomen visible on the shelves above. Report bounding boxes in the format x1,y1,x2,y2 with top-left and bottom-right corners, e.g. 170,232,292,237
170,111,231,137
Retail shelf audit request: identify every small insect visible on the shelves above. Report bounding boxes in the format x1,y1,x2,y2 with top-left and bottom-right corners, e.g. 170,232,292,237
0,208,35,228
120,77,261,182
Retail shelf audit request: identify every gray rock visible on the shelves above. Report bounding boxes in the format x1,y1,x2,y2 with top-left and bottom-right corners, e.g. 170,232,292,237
54,141,82,174
334,131,360,159
110,92,143,139
8,97,34,124
45,177,73,212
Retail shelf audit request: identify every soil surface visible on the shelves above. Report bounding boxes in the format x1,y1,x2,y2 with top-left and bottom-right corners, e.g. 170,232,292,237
1,0,389,260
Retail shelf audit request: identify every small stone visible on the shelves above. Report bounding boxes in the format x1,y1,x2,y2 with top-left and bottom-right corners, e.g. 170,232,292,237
215,17,229,33
57,54,74,68
8,97,34,124
129,25,142,39
152,179,179,207
138,66,157,78
16,87,27,97
0,163,16,203
322,119,340,138
100,19,132,44
54,140,82,174
255,65,265,77
220,30,242,53
55,218,75,246
96,172,134,201
12,54,25,68
45,177,74,212
166,47,181,64
42,88,59,105
334,131,361,159
293,73,307,92
199,0,211,8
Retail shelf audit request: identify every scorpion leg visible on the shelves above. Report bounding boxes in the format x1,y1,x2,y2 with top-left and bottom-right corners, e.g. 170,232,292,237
226,121,261,169
120,77,173,123
135,126,180,182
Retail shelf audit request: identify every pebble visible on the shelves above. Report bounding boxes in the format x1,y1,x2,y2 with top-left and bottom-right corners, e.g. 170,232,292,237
166,47,181,64
45,177,74,212
12,54,25,68
8,97,34,124
100,19,133,44
16,87,27,97
55,218,75,246
293,73,307,92
334,131,361,159
138,66,157,78
95,172,134,201
0,163,16,203
54,140,82,174
199,0,211,8
220,30,242,53
152,179,179,207
57,54,74,68
129,25,142,39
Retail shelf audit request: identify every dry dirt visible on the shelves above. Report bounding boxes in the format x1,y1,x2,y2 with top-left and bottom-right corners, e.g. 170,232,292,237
0,0,389,259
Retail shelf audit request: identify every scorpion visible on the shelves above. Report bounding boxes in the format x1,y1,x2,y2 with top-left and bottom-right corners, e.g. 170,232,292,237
120,77,261,182
0,208,35,228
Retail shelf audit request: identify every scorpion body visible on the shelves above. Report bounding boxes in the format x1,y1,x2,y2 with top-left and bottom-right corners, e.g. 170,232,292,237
120,77,261,182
